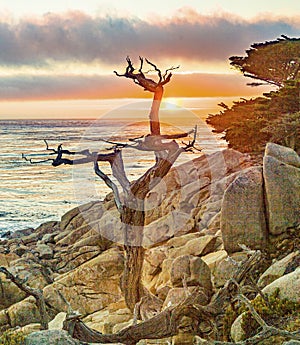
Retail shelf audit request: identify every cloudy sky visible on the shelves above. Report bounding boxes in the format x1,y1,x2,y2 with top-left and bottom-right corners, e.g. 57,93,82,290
0,0,300,118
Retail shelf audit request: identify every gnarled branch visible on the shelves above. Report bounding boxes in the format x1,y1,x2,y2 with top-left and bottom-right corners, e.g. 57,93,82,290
63,249,300,344
94,161,123,212
114,57,179,93
62,251,259,343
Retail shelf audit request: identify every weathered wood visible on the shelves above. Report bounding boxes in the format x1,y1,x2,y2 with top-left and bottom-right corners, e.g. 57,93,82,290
121,200,146,311
63,252,264,344
64,250,300,344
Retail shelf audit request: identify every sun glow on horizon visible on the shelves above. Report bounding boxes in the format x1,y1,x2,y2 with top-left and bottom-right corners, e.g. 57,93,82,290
0,1,298,118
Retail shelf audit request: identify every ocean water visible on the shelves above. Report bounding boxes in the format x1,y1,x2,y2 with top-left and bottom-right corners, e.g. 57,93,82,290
0,98,228,235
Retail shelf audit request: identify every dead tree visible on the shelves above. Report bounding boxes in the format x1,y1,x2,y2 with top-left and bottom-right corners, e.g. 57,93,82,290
23,57,198,313
114,56,179,135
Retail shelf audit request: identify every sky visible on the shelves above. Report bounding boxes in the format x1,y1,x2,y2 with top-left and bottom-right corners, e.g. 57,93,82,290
0,0,300,118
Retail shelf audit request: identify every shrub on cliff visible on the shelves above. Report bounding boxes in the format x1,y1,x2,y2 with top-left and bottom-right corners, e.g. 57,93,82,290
0,330,25,345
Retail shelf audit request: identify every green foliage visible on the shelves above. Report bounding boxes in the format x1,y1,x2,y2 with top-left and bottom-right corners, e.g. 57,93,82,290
240,288,300,340
262,112,300,153
222,304,239,341
0,330,26,345
222,288,300,344
230,36,300,87
207,37,300,156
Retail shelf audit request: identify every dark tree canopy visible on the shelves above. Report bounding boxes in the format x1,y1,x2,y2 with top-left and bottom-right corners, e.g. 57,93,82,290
207,36,300,157
230,35,300,87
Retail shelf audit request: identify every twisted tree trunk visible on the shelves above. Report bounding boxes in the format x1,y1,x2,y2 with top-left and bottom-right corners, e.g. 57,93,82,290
121,202,146,311
149,86,163,135
26,57,190,317
115,59,169,311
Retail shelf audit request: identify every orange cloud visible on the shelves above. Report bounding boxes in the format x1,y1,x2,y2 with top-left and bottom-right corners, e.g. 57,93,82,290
0,72,273,101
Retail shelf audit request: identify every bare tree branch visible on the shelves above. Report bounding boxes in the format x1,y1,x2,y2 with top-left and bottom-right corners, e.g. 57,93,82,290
63,249,300,344
23,141,131,211
138,56,144,74
22,153,54,164
44,139,57,153
94,161,123,212
114,56,179,93
237,292,267,329
62,251,258,343
163,65,180,80
145,58,163,83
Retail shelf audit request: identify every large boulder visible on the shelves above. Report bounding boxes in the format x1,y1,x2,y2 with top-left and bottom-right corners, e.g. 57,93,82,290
265,142,300,168
154,258,174,292
25,330,80,345
143,211,195,246
6,296,40,328
44,247,124,316
0,310,10,333
162,287,209,309
48,312,67,330
0,252,19,266
35,243,53,260
221,166,267,253
166,233,203,249
258,251,300,288
0,275,27,310
263,144,300,235
168,235,218,258
170,255,212,294
213,252,248,288
0,256,52,310
59,201,104,233
201,250,228,273
230,314,245,343
143,247,168,285
83,304,132,334
262,266,300,303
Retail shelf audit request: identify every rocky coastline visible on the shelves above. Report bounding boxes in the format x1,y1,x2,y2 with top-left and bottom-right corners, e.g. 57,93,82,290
0,142,299,344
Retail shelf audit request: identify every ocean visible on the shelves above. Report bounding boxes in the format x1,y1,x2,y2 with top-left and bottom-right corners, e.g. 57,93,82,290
0,97,229,235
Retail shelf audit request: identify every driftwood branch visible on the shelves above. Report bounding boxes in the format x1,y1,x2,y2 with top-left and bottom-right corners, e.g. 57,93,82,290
63,249,300,344
0,267,48,330
22,153,54,164
62,251,262,344
100,129,195,151
181,125,201,152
